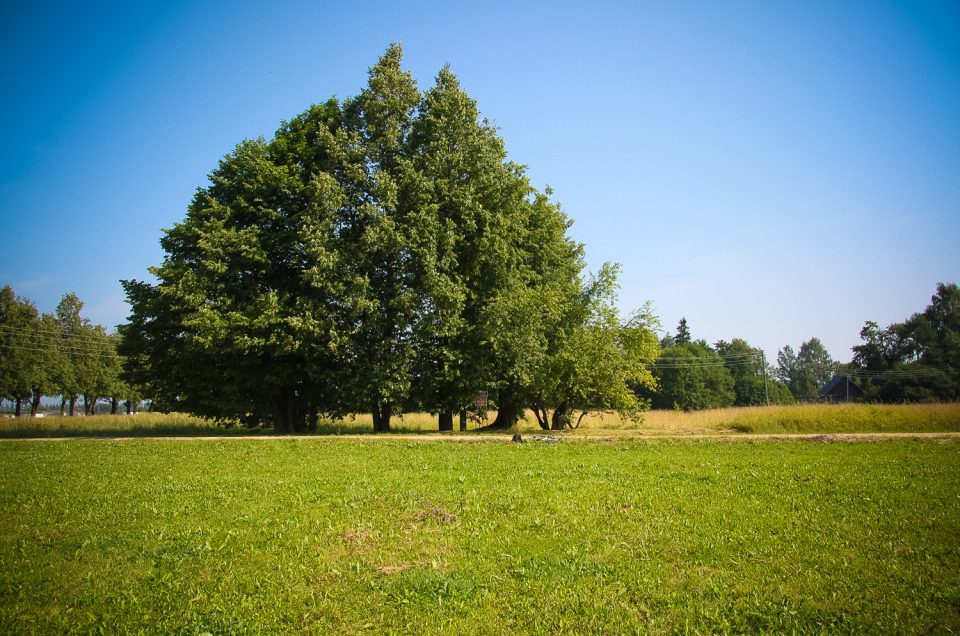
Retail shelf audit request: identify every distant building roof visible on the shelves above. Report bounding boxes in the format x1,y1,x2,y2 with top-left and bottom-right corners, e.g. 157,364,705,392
819,374,864,401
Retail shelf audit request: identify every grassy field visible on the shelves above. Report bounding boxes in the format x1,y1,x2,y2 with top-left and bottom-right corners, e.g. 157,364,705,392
0,412,252,438
3,403,959,438
1,437,958,633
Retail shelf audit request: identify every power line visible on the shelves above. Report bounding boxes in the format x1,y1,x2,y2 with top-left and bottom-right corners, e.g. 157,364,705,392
0,336,118,356
0,324,113,343
0,342,124,360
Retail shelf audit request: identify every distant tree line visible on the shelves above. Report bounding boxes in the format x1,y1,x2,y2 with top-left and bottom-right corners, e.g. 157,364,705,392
638,318,798,411
0,287,139,416
646,282,959,411
845,283,960,402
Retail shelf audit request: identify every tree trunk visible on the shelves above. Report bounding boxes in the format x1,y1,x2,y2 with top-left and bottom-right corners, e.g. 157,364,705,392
459,409,467,432
551,402,571,431
60,397,67,417
371,400,391,433
68,396,76,417
30,390,41,416
111,397,120,415
531,401,550,430
272,395,289,434
438,411,454,431
572,411,588,429
271,392,311,434
125,400,133,415
14,398,22,417
489,386,523,429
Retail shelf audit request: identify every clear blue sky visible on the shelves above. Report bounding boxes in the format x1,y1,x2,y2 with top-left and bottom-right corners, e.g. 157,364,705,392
1,0,958,363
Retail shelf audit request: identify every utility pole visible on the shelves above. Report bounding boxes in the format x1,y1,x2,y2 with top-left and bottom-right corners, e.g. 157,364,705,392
761,352,770,406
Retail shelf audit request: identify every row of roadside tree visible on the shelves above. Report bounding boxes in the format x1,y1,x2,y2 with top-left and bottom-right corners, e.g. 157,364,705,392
0,287,139,416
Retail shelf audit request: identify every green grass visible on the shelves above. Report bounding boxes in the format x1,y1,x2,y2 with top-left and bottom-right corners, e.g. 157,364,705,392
1,438,958,633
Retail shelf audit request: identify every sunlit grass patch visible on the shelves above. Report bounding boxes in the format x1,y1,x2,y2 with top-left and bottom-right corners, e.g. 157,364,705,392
0,412,239,438
0,438,957,633
569,403,960,437
725,402,960,434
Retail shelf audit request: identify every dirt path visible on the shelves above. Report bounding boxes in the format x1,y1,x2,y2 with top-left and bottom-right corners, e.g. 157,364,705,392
4,431,959,443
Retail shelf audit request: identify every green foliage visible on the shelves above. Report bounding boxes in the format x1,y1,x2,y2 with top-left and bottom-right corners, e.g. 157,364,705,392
53,293,123,415
651,341,736,410
675,316,691,345
122,45,623,433
0,286,39,411
766,379,796,405
714,338,767,406
851,282,960,401
776,337,837,399
1,287,128,417
1,439,958,632
522,267,660,429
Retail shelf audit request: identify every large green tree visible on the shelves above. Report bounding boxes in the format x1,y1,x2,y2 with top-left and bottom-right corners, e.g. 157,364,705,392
122,119,354,431
122,45,622,433
404,66,541,430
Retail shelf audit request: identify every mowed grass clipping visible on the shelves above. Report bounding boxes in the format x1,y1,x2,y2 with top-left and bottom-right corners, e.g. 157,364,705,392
1,439,958,633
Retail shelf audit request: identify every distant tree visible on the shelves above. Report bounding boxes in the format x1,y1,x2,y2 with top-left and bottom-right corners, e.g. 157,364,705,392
75,326,117,415
715,338,768,406
0,286,39,415
651,341,735,410
767,380,796,405
675,317,691,345
914,282,960,397
774,345,797,386
850,282,959,401
795,338,837,398
28,313,61,416
776,339,837,399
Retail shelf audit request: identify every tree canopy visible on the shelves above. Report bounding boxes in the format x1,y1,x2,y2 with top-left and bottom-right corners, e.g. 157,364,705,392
775,337,837,400
1,287,128,416
848,282,960,401
650,339,736,411
121,45,657,432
